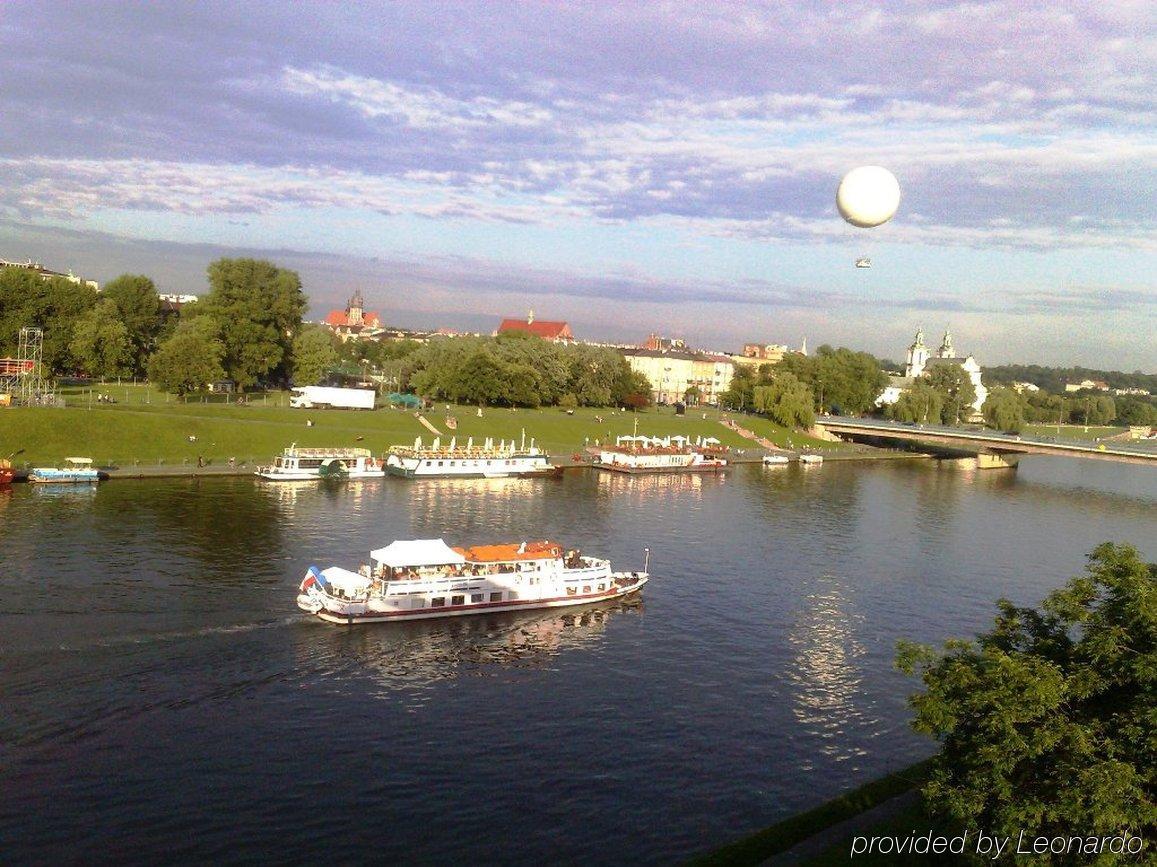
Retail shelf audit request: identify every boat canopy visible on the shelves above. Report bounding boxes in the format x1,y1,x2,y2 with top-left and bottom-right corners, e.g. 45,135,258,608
370,538,467,568
65,457,94,465
321,566,372,593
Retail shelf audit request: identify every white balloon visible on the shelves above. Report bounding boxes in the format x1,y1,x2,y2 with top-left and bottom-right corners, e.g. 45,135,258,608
836,166,900,228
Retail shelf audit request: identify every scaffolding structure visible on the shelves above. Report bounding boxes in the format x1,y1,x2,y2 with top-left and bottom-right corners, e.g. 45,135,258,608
0,328,50,405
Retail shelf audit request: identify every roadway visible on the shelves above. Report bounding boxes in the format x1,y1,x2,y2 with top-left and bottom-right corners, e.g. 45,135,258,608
815,417,1157,466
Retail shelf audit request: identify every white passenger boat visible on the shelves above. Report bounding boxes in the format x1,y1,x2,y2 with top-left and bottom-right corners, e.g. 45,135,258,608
28,457,101,484
297,538,649,624
762,454,790,465
798,453,824,465
256,445,383,481
385,436,559,479
595,435,727,474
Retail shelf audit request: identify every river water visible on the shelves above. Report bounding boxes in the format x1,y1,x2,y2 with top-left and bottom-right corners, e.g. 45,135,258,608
1,459,1154,864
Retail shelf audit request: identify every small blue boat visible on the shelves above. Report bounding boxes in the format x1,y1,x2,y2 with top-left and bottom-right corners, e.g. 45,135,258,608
28,457,101,484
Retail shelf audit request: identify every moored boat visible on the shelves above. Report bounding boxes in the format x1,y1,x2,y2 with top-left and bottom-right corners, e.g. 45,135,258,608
595,435,727,474
256,444,383,481
385,435,559,479
28,457,100,484
297,538,649,624
798,453,823,465
0,459,13,486
762,454,790,465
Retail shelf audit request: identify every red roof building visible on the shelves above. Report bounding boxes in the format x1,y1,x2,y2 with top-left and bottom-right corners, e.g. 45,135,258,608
324,291,383,340
496,310,574,342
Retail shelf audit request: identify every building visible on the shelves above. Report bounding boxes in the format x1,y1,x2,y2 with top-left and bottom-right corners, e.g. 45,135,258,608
643,333,686,352
741,343,788,364
1,258,99,291
621,348,734,405
1011,381,1040,394
877,327,987,418
1065,379,1110,393
496,310,574,343
324,291,385,342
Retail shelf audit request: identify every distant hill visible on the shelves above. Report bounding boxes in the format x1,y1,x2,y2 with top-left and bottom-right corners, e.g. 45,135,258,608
984,364,1156,394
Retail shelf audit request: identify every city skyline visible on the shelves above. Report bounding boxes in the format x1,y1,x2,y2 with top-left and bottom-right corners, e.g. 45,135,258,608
1,2,1153,369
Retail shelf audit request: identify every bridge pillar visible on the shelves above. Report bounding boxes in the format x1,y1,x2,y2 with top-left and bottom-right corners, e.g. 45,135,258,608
976,452,1020,470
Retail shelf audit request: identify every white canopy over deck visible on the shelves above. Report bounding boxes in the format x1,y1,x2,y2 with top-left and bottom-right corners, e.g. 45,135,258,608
370,538,467,568
320,566,372,594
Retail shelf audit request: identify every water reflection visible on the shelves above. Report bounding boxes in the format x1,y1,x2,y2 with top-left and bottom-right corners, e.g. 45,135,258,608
786,574,875,767
295,597,642,699
406,476,554,538
30,482,100,498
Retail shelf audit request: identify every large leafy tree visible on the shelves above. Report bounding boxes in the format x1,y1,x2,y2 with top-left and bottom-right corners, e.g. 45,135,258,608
886,380,943,424
926,363,977,425
147,317,226,396
0,267,98,374
753,372,815,428
101,274,164,375
982,387,1026,433
70,298,132,379
196,258,306,389
897,543,1156,846
813,346,888,415
290,325,339,387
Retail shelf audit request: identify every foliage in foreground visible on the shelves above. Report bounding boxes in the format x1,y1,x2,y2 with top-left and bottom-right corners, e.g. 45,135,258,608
897,543,1156,857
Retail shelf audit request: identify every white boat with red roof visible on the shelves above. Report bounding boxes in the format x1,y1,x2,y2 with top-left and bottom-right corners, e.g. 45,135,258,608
297,538,649,624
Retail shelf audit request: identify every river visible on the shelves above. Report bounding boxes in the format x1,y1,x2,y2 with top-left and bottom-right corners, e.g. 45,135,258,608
1,458,1153,864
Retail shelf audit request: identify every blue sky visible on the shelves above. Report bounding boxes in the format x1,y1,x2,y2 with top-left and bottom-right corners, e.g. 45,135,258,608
1,2,1153,368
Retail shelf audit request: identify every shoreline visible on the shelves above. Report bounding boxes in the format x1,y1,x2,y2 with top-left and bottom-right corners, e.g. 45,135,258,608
5,449,932,482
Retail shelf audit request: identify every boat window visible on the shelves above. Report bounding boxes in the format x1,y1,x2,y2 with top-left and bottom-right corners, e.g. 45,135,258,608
431,597,446,607
567,587,577,596
451,595,464,606
412,598,426,609
508,591,518,600
489,592,503,602
582,586,591,593
597,584,605,591
471,593,483,603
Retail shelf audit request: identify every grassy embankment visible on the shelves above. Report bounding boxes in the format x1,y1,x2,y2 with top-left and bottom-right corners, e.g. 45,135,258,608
1022,423,1128,441
691,759,957,867
0,383,843,467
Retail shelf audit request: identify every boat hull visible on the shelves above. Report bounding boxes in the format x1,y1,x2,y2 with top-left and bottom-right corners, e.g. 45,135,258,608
299,574,648,624
28,469,101,483
385,455,560,479
594,462,725,474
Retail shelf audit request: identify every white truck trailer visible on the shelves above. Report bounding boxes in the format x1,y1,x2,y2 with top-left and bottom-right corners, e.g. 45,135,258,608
289,386,376,410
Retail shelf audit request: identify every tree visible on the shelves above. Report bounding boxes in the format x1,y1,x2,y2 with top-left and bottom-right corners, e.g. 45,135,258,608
813,346,888,415
926,363,977,425
70,298,132,379
0,267,98,374
1117,399,1156,427
101,274,163,375
897,544,1156,846
290,326,339,387
754,372,815,428
147,317,226,396
982,387,1026,433
195,258,306,389
887,381,943,424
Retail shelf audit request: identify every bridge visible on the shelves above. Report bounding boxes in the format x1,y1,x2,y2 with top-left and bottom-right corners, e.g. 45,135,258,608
815,417,1157,468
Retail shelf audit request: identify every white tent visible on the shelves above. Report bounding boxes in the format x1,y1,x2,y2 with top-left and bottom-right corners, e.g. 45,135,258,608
321,566,372,594
370,538,467,568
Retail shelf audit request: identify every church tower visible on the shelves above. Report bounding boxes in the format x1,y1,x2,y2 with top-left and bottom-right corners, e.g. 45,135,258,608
346,290,364,327
938,327,955,359
905,327,929,377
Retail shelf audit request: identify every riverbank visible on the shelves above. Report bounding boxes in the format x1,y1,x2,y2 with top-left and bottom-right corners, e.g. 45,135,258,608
1,383,880,468
691,759,938,866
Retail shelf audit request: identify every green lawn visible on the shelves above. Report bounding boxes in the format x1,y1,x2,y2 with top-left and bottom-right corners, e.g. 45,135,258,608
1023,423,1127,442
0,385,833,466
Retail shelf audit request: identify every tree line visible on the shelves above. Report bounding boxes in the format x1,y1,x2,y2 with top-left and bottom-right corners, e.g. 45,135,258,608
396,331,653,409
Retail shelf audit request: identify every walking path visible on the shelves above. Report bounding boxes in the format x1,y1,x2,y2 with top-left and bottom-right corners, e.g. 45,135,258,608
720,418,786,452
415,413,443,437
763,791,920,865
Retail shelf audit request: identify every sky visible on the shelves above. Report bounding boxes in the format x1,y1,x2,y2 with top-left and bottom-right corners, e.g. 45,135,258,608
0,1,1153,369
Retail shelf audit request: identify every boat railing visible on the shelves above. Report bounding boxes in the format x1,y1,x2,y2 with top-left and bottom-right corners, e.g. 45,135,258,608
284,447,372,458
390,447,542,459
